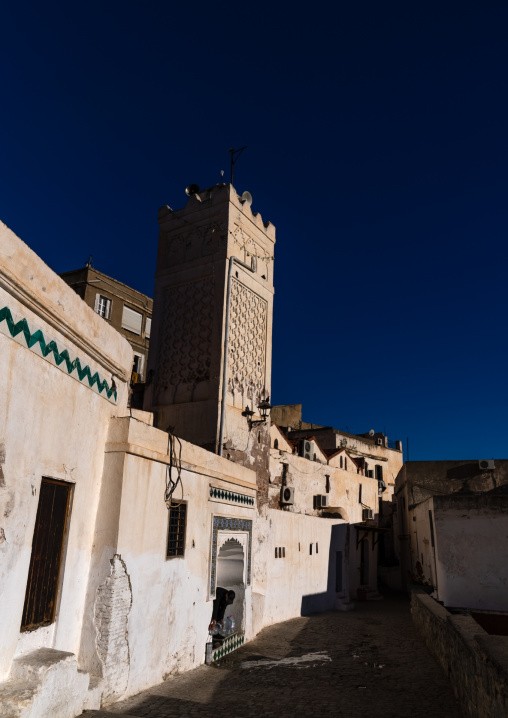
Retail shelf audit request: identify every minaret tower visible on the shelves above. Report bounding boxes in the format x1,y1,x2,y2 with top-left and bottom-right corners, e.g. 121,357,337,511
145,183,275,491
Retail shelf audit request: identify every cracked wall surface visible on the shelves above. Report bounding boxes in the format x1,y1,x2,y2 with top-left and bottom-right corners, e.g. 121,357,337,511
94,554,132,702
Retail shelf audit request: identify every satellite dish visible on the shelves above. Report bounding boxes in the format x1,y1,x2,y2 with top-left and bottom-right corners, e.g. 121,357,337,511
369,429,375,437
185,184,200,196
240,190,253,206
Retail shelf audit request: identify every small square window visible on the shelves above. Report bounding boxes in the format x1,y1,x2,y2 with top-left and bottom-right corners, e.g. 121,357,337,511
166,501,187,558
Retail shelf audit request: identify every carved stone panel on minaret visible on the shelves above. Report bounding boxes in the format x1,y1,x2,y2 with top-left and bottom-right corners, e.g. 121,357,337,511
163,222,227,270
227,278,267,406
155,277,215,404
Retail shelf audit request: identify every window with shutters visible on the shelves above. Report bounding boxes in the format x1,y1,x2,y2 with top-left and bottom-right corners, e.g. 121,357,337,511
94,294,111,319
121,305,143,335
145,317,151,338
166,501,187,558
21,479,72,631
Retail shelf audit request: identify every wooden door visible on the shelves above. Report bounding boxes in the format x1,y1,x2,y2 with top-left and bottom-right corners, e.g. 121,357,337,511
21,478,71,631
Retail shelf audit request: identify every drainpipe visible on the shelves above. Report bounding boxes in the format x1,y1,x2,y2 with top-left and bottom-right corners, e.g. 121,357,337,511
218,256,255,456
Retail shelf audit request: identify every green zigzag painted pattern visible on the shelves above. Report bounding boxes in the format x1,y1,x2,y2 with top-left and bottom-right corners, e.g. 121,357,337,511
212,634,245,662
209,486,255,506
0,305,117,401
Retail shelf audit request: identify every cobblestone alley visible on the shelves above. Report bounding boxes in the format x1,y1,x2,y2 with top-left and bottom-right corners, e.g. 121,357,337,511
82,594,463,718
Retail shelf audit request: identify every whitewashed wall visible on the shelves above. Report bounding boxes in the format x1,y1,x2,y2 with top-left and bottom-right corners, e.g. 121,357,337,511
433,496,508,611
86,414,257,700
0,220,132,683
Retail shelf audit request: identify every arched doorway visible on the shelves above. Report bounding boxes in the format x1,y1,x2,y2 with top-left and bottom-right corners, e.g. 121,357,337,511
216,538,245,632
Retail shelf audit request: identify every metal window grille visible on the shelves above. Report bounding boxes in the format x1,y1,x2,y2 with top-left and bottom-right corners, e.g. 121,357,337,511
21,478,71,631
166,502,186,557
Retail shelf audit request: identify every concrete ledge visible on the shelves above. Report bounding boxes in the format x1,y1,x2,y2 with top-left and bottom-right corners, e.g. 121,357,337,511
411,590,508,718
106,416,258,490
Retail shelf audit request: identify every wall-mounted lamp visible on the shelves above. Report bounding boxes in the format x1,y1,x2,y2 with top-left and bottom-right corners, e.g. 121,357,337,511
242,396,272,430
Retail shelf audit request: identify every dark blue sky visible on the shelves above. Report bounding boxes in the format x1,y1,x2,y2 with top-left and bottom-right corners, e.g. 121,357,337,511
1,2,507,460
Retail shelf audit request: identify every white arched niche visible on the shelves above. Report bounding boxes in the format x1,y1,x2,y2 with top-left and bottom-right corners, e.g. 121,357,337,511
215,533,247,633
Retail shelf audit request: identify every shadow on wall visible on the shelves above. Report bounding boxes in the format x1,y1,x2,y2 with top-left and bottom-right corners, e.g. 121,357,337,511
301,523,348,616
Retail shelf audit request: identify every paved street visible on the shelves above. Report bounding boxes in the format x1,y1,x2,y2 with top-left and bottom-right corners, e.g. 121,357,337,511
83,593,463,718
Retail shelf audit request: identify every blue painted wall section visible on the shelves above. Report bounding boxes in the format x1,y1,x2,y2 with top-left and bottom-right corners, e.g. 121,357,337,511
0,305,118,402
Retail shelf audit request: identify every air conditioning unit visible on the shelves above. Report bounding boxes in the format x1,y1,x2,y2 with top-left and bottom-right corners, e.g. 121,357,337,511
315,495,329,508
479,459,495,471
299,440,315,460
362,508,374,521
280,486,295,505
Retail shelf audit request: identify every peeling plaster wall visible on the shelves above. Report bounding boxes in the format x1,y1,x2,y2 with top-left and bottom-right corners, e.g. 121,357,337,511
93,415,258,699
94,554,132,702
0,220,132,681
288,427,403,497
268,447,379,522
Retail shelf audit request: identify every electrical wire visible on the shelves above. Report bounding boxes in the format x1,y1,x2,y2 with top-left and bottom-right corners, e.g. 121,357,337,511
165,431,184,508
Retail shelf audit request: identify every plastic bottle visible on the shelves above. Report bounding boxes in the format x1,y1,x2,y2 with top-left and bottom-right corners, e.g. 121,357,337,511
224,616,232,636
229,615,236,634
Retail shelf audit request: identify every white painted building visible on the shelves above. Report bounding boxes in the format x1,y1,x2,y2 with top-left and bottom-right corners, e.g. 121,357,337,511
394,460,508,610
0,183,405,717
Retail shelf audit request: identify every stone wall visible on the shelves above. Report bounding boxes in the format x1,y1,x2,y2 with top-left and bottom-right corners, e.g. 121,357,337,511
411,590,508,718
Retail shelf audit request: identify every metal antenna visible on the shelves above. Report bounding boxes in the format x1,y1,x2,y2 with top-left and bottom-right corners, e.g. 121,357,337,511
228,146,247,185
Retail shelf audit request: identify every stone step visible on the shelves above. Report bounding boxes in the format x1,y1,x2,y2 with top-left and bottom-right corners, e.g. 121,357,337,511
0,678,38,718
10,648,78,681
0,648,93,718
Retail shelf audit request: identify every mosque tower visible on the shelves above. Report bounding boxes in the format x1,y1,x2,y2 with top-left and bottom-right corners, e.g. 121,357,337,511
144,183,275,497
